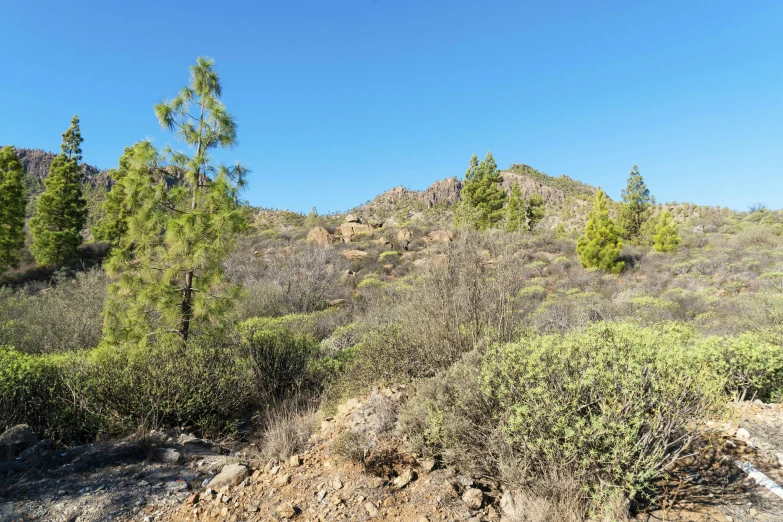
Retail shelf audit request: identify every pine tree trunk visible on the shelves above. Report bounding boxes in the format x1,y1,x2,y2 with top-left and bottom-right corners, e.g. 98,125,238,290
179,270,193,342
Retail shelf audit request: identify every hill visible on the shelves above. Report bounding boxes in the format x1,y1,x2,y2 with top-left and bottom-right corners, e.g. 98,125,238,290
14,148,111,197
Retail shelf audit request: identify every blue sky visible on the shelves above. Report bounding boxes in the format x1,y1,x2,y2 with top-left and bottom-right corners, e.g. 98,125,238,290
2,0,781,212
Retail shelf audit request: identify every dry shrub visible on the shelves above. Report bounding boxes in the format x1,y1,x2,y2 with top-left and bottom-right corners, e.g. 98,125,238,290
258,400,316,461
331,430,373,463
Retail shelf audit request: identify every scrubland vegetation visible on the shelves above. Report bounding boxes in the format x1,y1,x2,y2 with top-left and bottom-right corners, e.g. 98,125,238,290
2,57,783,518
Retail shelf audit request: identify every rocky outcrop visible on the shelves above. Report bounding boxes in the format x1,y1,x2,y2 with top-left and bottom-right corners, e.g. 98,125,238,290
207,463,249,489
427,230,454,243
307,226,334,246
338,222,373,242
14,148,110,195
397,228,414,242
342,250,368,261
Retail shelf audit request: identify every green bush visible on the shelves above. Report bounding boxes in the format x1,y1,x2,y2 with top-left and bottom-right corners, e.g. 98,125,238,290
693,331,783,401
400,322,725,511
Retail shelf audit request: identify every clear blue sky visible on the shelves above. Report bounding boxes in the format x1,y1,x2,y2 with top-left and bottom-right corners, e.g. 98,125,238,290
2,0,781,212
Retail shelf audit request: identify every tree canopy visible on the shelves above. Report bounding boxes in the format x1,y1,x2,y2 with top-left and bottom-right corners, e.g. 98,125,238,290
0,146,26,273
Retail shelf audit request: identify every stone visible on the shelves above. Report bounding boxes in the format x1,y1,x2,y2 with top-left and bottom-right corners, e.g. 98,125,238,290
0,425,37,457
418,459,436,472
393,468,415,489
500,489,524,519
289,454,302,467
307,226,334,246
339,222,373,242
332,477,343,489
736,427,751,441
397,228,414,242
428,230,454,243
364,501,379,518
154,447,181,464
345,213,361,223
208,463,249,490
342,249,368,261
276,502,296,518
273,473,291,487
185,493,199,505
247,504,259,512
462,488,484,510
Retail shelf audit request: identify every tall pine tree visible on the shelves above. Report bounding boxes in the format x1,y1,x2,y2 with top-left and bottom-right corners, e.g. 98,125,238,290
455,151,506,230
652,210,681,253
0,146,26,273
504,183,525,232
101,57,249,346
525,192,545,231
577,188,625,274
30,116,87,265
618,165,654,240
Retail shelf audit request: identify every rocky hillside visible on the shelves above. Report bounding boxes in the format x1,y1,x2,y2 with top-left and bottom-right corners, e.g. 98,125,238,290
355,164,599,230
14,148,110,196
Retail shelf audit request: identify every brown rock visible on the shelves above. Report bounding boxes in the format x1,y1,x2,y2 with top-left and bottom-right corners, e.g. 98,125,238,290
273,473,291,487
397,228,414,242
307,227,333,246
393,468,415,489
342,249,368,261
365,501,379,518
289,454,301,467
428,230,454,243
208,463,249,490
344,213,361,223
462,488,484,510
418,459,436,472
339,222,373,242
275,502,296,518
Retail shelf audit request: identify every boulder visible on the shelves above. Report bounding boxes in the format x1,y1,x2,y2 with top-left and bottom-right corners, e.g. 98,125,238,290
307,226,333,246
428,230,454,243
154,448,182,464
208,463,249,489
0,425,37,458
344,213,361,223
393,468,416,489
500,489,524,519
339,222,373,242
342,250,368,261
397,228,414,242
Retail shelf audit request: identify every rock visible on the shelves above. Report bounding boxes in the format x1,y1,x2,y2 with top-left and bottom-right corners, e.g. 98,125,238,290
208,463,249,489
500,489,524,519
364,501,379,518
154,447,181,464
342,249,368,261
273,473,291,487
185,493,200,505
736,427,751,441
428,230,454,243
345,213,361,223
397,228,414,242
289,454,301,467
749,508,759,517
393,468,415,489
307,226,334,246
367,218,384,228
418,459,436,472
339,222,373,242
247,504,259,512
17,439,54,461
275,502,296,518
462,488,484,510
0,425,37,457
329,299,347,307
332,477,343,490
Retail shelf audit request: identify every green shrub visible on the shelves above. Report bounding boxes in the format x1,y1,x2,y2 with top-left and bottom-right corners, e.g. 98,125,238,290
693,331,783,401
400,322,725,511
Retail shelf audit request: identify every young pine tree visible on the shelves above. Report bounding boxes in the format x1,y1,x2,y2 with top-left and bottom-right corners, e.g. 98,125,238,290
504,183,525,232
618,165,654,240
455,151,506,230
577,188,625,274
0,146,26,273
652,210,681,253
525,192,545,231
30,116,88,266
101,57,249,346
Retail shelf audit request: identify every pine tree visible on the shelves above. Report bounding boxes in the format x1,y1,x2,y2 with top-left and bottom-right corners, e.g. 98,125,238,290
0,146,26,273
525,192,545,231
101,57,249,346
504,183,525,232
92,145,146,246
30,116,87,265
455,151,506,230
652,210,681,253
618,165,654,240
577,188,625,274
